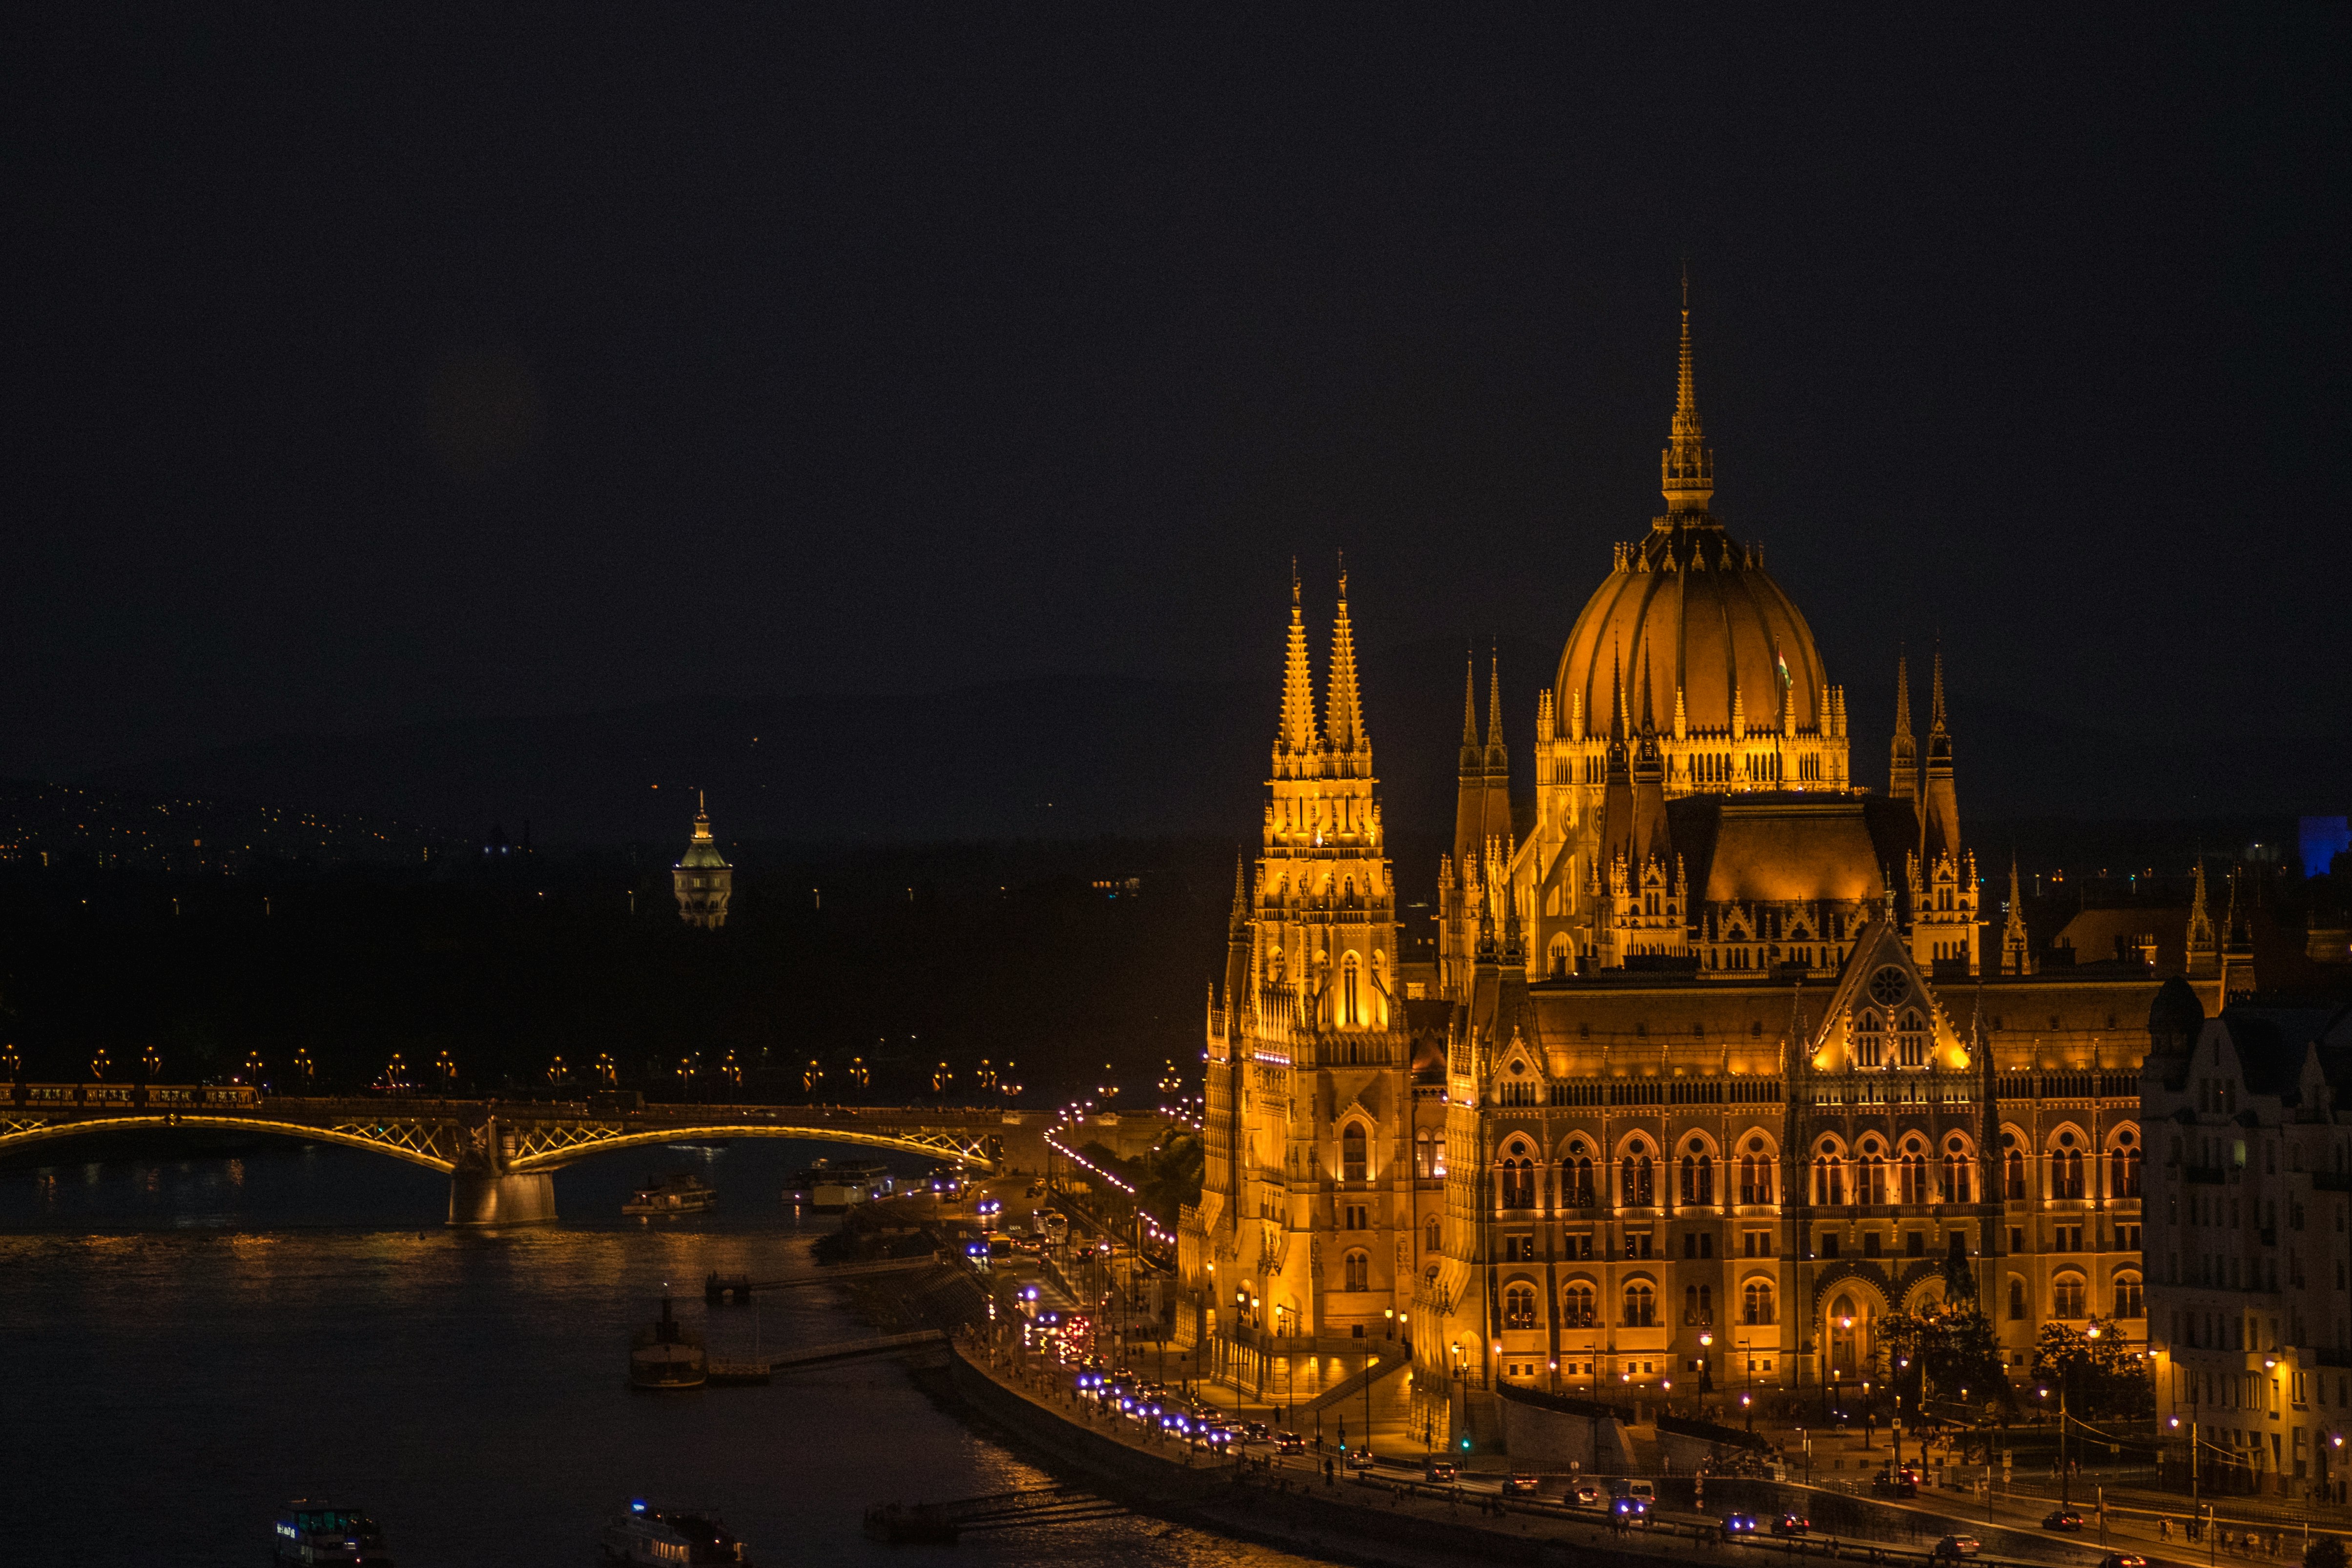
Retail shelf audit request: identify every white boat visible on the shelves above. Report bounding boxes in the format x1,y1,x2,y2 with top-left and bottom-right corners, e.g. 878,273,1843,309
623,1172,718,1217
784,1158,892,1211
600,1499,751,1564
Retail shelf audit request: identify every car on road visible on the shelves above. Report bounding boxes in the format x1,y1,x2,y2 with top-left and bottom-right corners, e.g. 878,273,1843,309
1722,1513,1762,1538
1424,1459,1458,1483
1241,1421,1270,1442
2096,1555,2146,1568
1873,1466,1919,1498
1274,1432,1305,1455
1610,1497,1652,1526
2043,1509,2084,1533
1624,1479,1657,1504
1347,1448,1376,1472
1197,1426,1233,1452
1770,1514,1812,1537
1568,1483,1604,1510
1933,1535,1982,1558
1500,1474,1541,1498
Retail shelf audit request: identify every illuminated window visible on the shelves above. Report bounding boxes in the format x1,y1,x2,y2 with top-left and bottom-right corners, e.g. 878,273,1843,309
1623,1281,1656,1327
1344,1250,1370,1292
1563,1282,1596,1328
1743,1280,1776,1325
1504,1281,1537,1329
1342,1122,1368,1183
2053,1274,2087,1319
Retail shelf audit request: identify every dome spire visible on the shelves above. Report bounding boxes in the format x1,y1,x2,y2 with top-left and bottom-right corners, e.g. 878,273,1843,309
1661,265,1715,514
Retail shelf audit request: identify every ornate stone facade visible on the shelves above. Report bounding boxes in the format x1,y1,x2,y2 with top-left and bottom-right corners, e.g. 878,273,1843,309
1180,298,2225,1450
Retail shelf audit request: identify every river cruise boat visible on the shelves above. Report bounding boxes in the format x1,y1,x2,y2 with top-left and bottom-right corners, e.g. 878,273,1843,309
784,1158,892,1211
600,1499,751,1565
628,1295,707,1390
272,1501,393,1565
623,1172,718,1217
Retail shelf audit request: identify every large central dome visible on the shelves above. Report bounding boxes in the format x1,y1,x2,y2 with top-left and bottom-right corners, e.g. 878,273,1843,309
1554,298,1831,746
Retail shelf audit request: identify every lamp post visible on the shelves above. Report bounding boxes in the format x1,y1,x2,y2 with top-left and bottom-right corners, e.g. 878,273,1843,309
1700,1330,1714,1419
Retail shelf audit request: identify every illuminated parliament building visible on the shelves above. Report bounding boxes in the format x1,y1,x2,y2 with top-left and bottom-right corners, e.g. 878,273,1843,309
1179,300,2228,1448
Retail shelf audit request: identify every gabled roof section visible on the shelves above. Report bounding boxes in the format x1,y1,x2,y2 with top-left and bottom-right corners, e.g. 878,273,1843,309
1807,917,1968,1072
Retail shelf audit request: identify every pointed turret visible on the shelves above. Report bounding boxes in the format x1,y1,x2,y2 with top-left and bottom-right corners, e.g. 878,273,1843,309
1458,652,1481,776
1888,652,1918,803
2186,858,2219,980
1660,268,1715,513
1919,647,1961,868
1275,568,1320,774
2000,855,2033,976
1479,648,1511,867
1452,650,1487,882
1323,563,1369,771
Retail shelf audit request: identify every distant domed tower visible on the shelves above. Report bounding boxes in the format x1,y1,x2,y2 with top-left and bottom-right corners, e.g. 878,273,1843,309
672,793,732,929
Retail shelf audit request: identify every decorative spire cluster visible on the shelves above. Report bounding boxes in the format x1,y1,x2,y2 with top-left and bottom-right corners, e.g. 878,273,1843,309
1270,562,1376,782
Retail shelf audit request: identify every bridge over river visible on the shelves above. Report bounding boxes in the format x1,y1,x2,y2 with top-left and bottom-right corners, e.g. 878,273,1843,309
0,1084,1174,1225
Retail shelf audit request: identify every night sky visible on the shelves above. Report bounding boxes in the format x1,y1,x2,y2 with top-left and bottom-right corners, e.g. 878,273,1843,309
8,10,2346,784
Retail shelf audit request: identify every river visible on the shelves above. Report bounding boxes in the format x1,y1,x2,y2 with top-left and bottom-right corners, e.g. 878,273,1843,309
0,1136,1330,1568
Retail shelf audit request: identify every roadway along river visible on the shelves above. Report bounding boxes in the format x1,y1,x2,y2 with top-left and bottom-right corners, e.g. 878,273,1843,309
0,1136,1330,1568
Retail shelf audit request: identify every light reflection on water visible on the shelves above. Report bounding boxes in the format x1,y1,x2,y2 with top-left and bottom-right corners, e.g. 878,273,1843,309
0,1137,1329,1568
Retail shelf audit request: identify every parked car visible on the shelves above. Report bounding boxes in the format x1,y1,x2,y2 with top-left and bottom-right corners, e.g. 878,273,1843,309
1723,1514,1763,1538
1771,1514,1812,1537
2043,1509,2084,1533
1500,1474,1541,1498
1934,1536,1983,1558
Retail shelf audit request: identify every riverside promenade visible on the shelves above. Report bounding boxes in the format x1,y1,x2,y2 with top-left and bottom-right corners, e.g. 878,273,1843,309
948,1323,2159,1568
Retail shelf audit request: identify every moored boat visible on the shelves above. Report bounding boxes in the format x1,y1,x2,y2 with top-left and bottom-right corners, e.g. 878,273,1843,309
273,1500,393,1565
784,1158,892,1211
600,1498,751,1564
623,1172,718,1217
628,1294,707,1389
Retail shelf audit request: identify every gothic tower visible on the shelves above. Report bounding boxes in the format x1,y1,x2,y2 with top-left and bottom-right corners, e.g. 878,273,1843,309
672,793,732,929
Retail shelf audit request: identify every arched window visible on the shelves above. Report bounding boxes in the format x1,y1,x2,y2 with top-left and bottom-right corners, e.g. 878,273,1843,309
1743,1280,1776,1325
2003,1132,2026,1201
1413,1128,1437,1180
2114,1273,2145,1319
1344,1250,1370,1293
1501,1155,1535,1210
1341,953,1362,1026
2052,1132,2085,1199
1564,1152,1596,1207
2112,1129,2142,1198
1503,1281,1537,1329
1814,1151,1844,1207
1563,1281,1597,1328
1621,1145,1653,1206
1856,1009,1884,1068
1623,1280,1656,1328
1899,1138,1930,1205
1424,1216,1441,1255
2008,1277,2027,1320
1857,1139,1886,1206
1943,1136,1973,1205
1898,1009,1927,1068
2052,1273,2087,1319
1342,1122,1368,1183
1695,1153,1714,1205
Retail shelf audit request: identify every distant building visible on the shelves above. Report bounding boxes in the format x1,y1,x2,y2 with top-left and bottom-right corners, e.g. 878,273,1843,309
672,794,732,929
2142,987,2352,1497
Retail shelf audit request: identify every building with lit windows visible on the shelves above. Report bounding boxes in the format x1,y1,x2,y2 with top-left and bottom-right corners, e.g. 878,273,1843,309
1178,296,2224,1452
2142,988,2352,1497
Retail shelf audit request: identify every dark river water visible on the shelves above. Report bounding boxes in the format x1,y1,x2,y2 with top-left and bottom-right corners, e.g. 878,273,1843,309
0,1137,1327,1568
